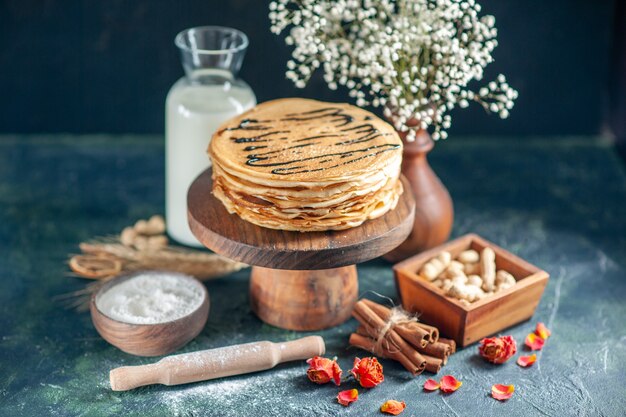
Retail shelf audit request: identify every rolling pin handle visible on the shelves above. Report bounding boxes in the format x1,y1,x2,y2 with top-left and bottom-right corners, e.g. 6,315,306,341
278,335,325,363
110,363,162,391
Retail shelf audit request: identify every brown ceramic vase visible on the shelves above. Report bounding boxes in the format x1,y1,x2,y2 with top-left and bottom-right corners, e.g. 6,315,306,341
384,128,454,262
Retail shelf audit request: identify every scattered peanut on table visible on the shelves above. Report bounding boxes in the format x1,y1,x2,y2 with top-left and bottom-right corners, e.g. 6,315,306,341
121,215,168,251
418,248,517,306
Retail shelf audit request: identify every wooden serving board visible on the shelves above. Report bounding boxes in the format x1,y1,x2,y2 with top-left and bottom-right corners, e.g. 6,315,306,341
188,169,415,270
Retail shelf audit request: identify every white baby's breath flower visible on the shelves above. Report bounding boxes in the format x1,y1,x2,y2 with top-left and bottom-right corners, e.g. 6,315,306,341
269,0,517,141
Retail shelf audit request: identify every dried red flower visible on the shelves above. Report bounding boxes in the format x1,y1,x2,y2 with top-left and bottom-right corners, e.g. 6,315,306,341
423,379,440,391
439,375,462,393
516,354,537,367
478,335,517,364
491,384,515,401
524,333,545,351
351,357,384,388
337,389,358,406
535,322,551,340
380,400,406,415
306,356,342,386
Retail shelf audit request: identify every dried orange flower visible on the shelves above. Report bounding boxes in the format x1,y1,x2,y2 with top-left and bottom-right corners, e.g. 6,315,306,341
306,356,342,385
491,384,515,401
351,357,384,388
535,322,551,340
524,333,545,351
478,335,517,364
439,375,462,393
423,379,440,391
517,354,537,367
337,389,358,406
380,400,406,415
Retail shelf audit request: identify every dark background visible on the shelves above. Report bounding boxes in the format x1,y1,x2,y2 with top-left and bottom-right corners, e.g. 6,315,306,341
0,0,623,141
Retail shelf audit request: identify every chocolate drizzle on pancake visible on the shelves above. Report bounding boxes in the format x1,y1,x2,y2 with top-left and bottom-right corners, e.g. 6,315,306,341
282,107,354,126
231,131,288,144
243,145,267,151
217,105,400,176
262,145,400,175
221,118,270,132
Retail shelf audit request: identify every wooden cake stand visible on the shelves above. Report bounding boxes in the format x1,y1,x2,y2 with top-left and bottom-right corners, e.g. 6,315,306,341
187,169,415,331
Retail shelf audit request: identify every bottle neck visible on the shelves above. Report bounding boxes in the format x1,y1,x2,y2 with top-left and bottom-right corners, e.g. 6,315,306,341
176,26,248,85
184,68,235,85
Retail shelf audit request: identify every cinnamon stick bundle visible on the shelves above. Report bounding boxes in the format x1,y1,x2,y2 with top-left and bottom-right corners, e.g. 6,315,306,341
361,299,432,348
349,299,455,375
353,303,427,374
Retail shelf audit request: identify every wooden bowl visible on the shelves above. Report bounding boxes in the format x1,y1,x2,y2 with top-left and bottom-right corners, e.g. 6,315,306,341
394,234,549,347
90,271,210,356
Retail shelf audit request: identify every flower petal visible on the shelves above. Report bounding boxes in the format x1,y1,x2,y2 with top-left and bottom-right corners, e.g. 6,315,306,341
535,322,551,340
439,375,462,393
492,384,515,401
524,333,545,350
516,354,537,367
331,361,342,386
423,379,440,391
337,389,358,406
380,400,406,415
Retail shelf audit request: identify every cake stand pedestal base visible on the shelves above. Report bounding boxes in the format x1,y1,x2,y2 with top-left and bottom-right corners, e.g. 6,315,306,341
250,265,358,331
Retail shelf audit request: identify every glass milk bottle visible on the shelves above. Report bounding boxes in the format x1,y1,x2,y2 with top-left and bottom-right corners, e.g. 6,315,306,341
166,26,255,246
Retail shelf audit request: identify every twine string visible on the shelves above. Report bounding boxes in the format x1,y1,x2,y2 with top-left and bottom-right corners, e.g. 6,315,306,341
371,306,418,356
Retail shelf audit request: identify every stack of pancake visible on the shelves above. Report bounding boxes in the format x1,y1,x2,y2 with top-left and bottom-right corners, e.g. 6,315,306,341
208,98,403,232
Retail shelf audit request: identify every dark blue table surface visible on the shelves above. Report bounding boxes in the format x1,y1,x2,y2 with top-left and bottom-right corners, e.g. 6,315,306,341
0,136,625,417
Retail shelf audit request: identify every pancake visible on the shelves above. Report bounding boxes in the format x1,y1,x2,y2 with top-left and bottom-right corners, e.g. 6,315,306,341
208,98,403,232
212,177,402,231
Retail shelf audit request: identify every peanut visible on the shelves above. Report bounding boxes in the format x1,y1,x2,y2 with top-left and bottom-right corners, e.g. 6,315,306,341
420,251,451,281
451,274,468,286
463,284,486,302
147,235,168,250
464,262,481,275
444,261,465,279
481,247,496,291
133,235,149,251
447,283,465,299
133,219,150,234
134,216,165,236
147,215,166,234
120,227,137,247
458,249,480,264
496,270,516,286
467,274,483,287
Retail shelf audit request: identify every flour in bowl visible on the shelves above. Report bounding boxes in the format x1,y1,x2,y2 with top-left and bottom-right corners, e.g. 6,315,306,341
95,272,205,324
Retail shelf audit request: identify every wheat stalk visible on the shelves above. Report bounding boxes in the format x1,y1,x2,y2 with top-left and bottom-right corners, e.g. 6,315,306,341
63,216,249,310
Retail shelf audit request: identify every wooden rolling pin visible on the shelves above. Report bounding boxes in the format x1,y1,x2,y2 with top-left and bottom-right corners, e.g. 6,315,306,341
110,336,325,391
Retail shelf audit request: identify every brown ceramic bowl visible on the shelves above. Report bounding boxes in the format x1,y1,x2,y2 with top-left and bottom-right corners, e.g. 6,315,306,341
90,271,210,356
394,234,549,347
